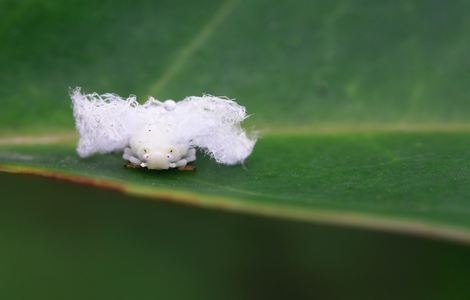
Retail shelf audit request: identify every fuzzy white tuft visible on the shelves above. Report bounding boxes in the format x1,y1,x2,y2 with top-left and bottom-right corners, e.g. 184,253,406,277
71,88,257,165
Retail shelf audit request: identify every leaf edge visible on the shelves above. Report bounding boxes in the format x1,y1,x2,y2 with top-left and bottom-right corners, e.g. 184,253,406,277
2,163,470,245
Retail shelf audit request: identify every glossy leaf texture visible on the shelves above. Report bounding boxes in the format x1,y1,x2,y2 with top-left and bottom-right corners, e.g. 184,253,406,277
1,0,470,242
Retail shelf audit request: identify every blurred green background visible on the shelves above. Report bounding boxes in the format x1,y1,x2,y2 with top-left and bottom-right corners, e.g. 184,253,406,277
1,0,470,299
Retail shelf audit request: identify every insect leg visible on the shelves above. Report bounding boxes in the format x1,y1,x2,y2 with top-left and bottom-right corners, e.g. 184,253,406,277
174,159,188,167
128,156,142,165
185,148,197,162
123,147,143,165
122,147,133,160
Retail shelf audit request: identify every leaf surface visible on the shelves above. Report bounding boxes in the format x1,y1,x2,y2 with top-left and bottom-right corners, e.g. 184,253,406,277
1,0,470,241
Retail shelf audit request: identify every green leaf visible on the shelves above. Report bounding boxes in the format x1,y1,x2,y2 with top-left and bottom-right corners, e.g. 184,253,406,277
1,0,470,243
2,131,470,243
1,0,469,131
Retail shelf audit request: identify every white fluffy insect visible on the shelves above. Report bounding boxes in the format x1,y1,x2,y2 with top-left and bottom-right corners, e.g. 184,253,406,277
71,88,257,170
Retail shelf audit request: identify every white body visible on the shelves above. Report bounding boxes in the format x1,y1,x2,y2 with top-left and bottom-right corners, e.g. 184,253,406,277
123,126,195,169
71,88,257,170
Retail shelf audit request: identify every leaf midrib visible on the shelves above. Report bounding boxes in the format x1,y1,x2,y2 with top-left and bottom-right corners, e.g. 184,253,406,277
1,123,470,146
147,0,238,96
